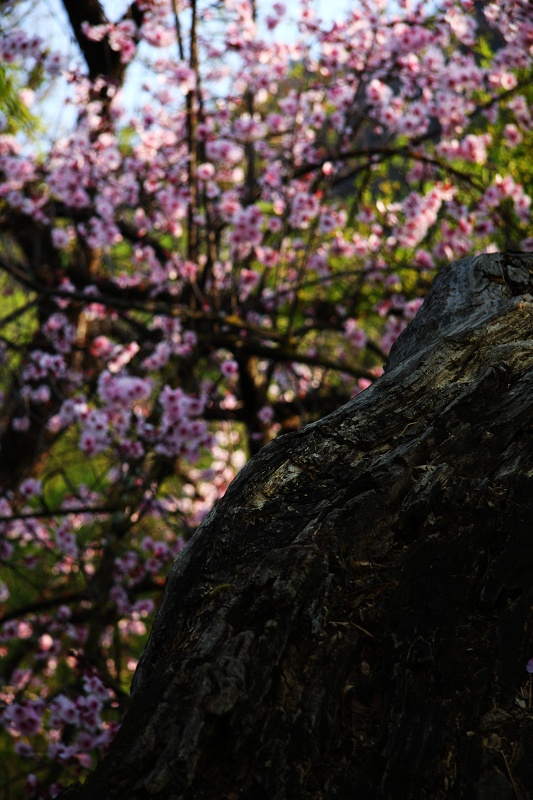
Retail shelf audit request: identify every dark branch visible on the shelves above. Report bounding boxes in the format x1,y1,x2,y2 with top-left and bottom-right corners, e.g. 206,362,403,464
61,0,145,83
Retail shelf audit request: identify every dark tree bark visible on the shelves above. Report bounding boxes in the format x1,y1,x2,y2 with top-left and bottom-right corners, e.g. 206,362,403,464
61,0,145,82
61,253,533,800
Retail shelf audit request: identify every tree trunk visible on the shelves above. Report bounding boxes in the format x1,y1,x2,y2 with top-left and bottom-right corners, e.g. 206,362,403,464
62,253,533,800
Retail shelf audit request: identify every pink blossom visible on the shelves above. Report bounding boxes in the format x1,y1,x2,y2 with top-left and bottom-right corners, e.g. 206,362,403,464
91,336,115,358
503,124,522,146
142,22,174,48
82,675,109,700
413,250,435,269
38,633,55,652
3,701,42,736
205,139,244,165
508,95,530,126
197,162,216,181
230,206,264,253
319,212,337,234
172,63,197,94
289,192,320,229
221,360,239,379
19,478,42,499
155,386,210,458
366,78,393,106
255,246,279,268
42,312,77,354
238,269,261,300
79,431,101,456
439,134,490,165
51,695,80,727
81,21,108,42
55,525,79,558
344,319,367,351
12,416,30,432
258,406,274,424
31,385,51,404
381,316,407,353
97,372,152,408
444,7,476,45
404,298,424,321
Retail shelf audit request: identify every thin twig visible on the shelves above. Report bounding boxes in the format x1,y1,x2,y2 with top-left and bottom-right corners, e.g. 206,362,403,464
500,749,522,800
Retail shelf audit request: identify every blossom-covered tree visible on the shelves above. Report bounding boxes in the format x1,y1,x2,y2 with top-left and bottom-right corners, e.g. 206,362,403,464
0,0,531,795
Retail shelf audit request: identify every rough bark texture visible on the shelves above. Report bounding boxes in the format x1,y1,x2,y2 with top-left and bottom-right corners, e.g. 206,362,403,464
63,253,533,800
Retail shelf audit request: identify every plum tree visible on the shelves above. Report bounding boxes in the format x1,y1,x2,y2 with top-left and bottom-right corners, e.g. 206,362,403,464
0,1,531,795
